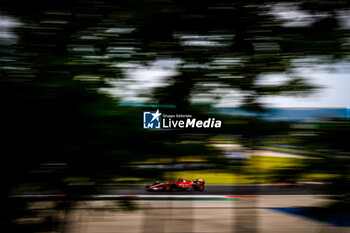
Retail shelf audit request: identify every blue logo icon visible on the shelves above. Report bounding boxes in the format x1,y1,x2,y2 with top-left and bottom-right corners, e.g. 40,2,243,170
143,109,162,129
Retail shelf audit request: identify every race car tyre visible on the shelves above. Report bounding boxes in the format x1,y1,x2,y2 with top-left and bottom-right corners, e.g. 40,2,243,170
164,185,171,191
197,184,205,191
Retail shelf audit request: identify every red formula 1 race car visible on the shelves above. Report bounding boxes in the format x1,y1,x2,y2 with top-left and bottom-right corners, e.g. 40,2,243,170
146,178,205,192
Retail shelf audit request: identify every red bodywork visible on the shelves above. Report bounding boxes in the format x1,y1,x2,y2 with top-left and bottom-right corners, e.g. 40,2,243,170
146,179,205,192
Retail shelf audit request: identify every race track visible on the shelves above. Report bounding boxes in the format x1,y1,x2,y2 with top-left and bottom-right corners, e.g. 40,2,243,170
104,184,330,195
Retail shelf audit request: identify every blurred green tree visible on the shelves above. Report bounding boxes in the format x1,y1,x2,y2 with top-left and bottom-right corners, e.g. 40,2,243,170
0,0,349,231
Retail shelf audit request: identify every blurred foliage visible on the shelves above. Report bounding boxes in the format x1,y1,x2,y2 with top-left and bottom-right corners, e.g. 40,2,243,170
283,119,350,211
0,0,350,231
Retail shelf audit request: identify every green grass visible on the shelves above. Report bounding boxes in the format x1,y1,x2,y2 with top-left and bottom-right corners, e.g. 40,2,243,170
90,155,335,185
164,155,326,184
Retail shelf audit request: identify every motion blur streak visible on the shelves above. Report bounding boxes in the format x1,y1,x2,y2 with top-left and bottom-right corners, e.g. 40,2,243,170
0,0,349,232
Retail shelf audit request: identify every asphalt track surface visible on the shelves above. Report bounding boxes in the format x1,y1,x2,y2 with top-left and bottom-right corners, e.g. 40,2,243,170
105,184,331,195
